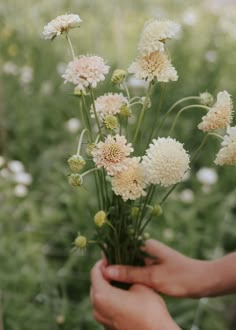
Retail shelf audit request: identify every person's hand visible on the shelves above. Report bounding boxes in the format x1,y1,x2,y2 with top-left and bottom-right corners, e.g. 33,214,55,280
102,240,213,298
90,260,180,330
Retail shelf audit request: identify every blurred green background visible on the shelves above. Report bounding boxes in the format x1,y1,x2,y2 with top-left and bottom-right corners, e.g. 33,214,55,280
0,0,236,329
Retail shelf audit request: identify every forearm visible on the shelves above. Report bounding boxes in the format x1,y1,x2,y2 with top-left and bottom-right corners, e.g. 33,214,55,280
201,252,236,297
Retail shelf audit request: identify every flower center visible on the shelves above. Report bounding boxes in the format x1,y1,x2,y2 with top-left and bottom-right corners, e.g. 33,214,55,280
103,143,123,163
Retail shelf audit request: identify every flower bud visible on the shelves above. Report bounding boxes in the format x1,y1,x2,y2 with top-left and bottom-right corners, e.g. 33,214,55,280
56,315,65,325
68,154,86,172
131,207,139,218
199,92,214,106
120,104,132,117
111,69,127,84
68,173,83,187
74,86,87,96
151,204,163,217
86,143,95,157
143,232,150,240
104,115,118,130
94,210,107,227
74,235,87,248
141,96,151,108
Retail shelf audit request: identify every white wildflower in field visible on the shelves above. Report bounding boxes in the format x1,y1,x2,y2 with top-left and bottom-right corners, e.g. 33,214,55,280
128,51,178,83
198,91,233,132
8,160,24,173
215,126,236,165
62,56,109,89
179,189,194,203
13,172,32,185
111,158,146,201
92,134,133,176
138,19,180,55
43,14,82,40
196,167,218,185
91,93,128,119
142,137,190,187
65,118,81,133
14,184,28,198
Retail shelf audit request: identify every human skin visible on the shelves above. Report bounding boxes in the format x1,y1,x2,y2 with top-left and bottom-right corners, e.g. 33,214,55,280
102,239,236,298
90,260,181,330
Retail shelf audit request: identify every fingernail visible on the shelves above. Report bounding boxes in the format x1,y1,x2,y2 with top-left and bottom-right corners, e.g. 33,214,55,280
106,267,119,278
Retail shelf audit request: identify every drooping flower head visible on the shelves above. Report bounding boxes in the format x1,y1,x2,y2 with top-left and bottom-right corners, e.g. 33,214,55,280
111,158,147,201
92,134,133,176
142,137,190,187
214,126,236,165
198,91,233,132
128,51,178,83
138,19,180,55
43,14,82,40
91,93,128,119
62,56,109,90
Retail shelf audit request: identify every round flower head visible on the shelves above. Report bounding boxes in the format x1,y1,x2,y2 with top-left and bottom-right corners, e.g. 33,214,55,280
214,126,236,166
138,19,180,55
111,158,147,201
142,137,190,187
91,93,128,119
128,51,178,83
198,91,233,132
62,56,109,90
43,14,82,40
92,134,133,176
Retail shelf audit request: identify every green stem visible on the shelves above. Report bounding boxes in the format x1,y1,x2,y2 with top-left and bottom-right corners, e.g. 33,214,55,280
157,96,202,133
146,84,166,145
81,94,92,134
133,82,152,144
89,88,103,139
82,167,100,177
122,82,131,100
65,33,75,59
169,104,209,136
76,129,89,154
139,214,153,234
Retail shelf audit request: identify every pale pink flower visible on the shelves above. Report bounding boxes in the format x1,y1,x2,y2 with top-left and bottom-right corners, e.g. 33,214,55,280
198,91,233,132
92,134,133,176
43,14,82,40
128,51,178,83
62,56,109,90
91,93,128,119
214,126,236,165
111,158,147,201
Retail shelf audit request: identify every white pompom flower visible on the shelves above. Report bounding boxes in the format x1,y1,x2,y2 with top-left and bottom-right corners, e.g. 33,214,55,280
92,134,133,176
214,126,236,166
142,137,190,187
111,158,147,201
138,19,180,55
91,93,128,119
43,14,82,40
62,56,109,90
198,91,233,132
128,51,178,83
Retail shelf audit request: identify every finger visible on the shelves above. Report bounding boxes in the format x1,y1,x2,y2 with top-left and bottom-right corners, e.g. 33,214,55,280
103,264,156,287
142,239,175,262
93,309,112,328
130,284,166,307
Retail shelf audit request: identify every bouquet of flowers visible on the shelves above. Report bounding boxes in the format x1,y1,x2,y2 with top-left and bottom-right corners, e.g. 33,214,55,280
43,14,236,285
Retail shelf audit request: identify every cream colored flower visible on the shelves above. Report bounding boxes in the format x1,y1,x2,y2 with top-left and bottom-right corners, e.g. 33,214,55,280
198,91,233,132
138,19,180,55
62,56,109,90
111,158,147,201
92,134,133,176
43,14,82,40
91,93,128,119
142,137,190,187
214,126,236,165
128,51,178,83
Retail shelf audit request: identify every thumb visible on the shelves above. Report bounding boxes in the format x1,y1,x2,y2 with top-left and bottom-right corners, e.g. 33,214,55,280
143,239,174,263
103,264,155,287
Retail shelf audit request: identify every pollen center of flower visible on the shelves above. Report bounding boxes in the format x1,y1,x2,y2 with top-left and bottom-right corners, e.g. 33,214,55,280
103,143,123,163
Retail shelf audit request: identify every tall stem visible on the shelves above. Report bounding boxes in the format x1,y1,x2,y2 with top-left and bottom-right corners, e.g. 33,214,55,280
133,82,152,144
65,33,75,59
89,88,103,139
157,96,202,133
168,104,209,136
